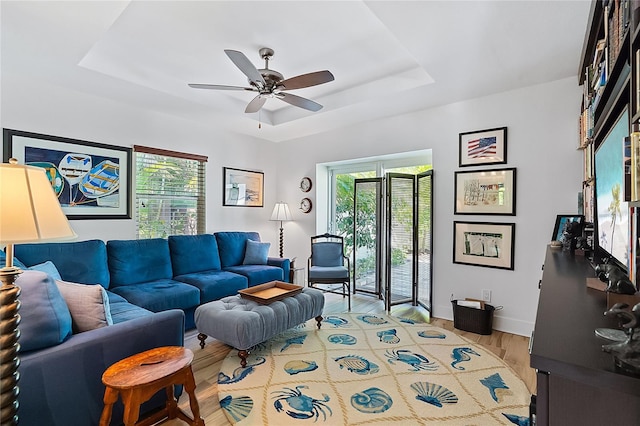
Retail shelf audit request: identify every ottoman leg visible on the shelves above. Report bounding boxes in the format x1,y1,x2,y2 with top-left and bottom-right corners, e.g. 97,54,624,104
197,333,208,349
238,350,249,368
315,315,323,329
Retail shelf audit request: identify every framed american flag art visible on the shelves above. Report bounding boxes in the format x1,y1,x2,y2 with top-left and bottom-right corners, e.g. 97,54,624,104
458,126,507,167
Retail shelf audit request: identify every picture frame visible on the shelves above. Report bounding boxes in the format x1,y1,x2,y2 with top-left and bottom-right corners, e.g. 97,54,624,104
3,128,131,219
552,215,584,242
454,167,516,215
453,221,515,270
223,167,264,207
459,126,507,167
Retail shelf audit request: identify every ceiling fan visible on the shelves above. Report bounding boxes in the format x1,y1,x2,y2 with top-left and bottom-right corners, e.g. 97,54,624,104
188,47,334,113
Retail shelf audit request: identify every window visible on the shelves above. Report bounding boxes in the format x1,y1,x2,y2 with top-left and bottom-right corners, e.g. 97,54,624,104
134,145,207,239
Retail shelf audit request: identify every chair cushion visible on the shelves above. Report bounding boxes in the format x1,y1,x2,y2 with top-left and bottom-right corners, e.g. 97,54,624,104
16,270,72,352
168,234,222,275
14,240,110,288
55,280,113,333
309,265,349,280
243,240,270,265
110,279,200,312
107,239,173,286
174,270,248,303
311,242,344,267
215,232,261,268
107,291,153,324
27,261,62,280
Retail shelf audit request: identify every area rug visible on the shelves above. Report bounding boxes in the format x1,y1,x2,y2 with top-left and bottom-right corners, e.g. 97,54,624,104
217,313,530,425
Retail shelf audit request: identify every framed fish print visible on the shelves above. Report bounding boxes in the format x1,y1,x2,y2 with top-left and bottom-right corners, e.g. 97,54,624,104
223,167,264,207
454,167,516,215
453,221,515,270
459,126,507,167
3,129,131,219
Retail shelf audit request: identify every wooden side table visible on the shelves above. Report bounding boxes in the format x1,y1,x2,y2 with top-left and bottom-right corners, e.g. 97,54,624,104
100,346,204,426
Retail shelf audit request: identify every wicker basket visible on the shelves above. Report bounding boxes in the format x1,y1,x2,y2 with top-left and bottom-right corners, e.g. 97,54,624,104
451,300,495,335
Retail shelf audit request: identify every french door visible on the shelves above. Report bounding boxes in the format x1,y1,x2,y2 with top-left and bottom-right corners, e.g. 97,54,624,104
353,171,433,312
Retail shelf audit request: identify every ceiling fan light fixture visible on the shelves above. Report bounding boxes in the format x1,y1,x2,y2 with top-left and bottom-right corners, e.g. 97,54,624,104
189,47,334,114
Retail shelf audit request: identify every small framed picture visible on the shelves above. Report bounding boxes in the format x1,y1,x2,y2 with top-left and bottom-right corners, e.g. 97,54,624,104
454,167,516,215
453,221,515,270
552,215,584,242
223,167,264,207
459,127,507,167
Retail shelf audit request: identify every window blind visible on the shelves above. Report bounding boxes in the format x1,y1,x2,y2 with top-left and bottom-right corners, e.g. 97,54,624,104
134,145,207,239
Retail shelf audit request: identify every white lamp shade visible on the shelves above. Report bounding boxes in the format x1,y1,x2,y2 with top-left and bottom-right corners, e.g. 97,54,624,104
270,202,292,222
0,161,76,244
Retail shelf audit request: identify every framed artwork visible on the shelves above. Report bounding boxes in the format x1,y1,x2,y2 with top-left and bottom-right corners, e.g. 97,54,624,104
3,128,131,219
453,221,515,270
459,126,507,167
223,167,264,207
454,167,516,215
552,215,584,241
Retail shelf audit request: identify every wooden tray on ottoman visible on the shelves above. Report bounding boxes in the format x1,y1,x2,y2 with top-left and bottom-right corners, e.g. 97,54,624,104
239,281,303,304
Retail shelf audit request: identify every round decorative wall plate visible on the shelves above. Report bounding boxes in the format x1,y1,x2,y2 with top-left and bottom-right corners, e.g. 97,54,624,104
300,177,312,192
300,197,313,213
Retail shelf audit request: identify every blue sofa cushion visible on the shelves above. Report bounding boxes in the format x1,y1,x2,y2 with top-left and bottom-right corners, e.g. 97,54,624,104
225,264,284,287
174,270,248,303
107,291,153,324
14,240,110,288
0,250,27,269
243,240,270,265
168,234,221,275
16,271,72,353
28,261,62,280
110,279,200,312
215,231,260,268
107,238,173,287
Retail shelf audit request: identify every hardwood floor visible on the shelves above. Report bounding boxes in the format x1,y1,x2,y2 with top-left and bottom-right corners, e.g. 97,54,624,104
163,292,536,425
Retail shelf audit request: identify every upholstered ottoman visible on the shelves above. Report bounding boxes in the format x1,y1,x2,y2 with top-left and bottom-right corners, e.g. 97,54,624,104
194,287,324,367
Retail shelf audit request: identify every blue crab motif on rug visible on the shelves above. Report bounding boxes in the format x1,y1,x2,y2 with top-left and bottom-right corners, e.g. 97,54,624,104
217,313,531,425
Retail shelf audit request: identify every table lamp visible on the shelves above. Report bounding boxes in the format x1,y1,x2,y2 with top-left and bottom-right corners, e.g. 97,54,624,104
0,158,76,425
270,202,292,258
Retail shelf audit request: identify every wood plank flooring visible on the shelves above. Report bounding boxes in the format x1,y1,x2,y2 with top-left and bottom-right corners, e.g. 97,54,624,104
162,292,536,425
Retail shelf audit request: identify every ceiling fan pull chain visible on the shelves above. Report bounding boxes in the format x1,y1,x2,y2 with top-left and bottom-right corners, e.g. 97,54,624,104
259,109,262,129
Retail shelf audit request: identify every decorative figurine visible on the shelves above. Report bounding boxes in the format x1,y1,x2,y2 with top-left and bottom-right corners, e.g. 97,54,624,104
602,302,640,377
561,220,582,252
594,261,637,295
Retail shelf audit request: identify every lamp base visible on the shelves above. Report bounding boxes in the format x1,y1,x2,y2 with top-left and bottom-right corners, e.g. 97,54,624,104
0,266,22,426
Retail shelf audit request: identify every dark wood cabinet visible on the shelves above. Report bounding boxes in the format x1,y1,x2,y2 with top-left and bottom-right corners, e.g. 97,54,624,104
530,247,640,425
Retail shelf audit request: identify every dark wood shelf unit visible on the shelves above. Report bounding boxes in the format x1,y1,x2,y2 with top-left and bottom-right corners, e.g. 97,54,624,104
530,247,640,426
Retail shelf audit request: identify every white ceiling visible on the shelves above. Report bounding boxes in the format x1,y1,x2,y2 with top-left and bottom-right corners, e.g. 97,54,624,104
1,1,591,143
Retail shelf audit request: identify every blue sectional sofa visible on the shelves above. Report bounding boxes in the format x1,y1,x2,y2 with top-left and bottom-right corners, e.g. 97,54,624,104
11,232,290,426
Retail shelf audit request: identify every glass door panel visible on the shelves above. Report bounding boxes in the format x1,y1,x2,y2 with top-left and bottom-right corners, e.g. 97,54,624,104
353,178,382,297
417,170,433,311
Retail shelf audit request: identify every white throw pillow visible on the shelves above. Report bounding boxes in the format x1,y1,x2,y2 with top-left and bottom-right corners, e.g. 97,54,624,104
55,280,113,333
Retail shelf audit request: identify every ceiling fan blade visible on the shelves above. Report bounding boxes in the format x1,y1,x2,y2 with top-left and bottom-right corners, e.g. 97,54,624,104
279,70,334,90
245,95,267,113
277,93,323,112
188,83,256,91
224,49,266,88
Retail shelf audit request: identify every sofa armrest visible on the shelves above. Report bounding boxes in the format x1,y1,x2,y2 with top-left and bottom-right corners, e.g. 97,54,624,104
267,257,291,282
19,309,185,426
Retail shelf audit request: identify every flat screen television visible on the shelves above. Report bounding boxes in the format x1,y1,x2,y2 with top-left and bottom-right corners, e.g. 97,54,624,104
594,107,629,271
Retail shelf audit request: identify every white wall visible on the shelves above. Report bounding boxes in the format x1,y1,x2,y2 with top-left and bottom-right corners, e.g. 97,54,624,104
276,77,583,336
2,72,581,335
0,73,282,248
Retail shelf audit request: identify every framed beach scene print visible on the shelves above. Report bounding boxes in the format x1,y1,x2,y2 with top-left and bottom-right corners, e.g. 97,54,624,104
3,129,131,219
459,127,507,167
454,167,516,215
223,167,264,207
453,221,515,270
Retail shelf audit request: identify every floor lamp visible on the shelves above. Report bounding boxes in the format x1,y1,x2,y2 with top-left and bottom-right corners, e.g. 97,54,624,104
270,202,292,258
0,159,76,425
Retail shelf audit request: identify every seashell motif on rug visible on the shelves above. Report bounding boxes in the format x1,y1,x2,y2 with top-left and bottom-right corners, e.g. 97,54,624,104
217,313,531,425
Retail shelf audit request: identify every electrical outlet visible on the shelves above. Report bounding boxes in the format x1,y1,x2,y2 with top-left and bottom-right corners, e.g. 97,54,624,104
482,289,491,303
